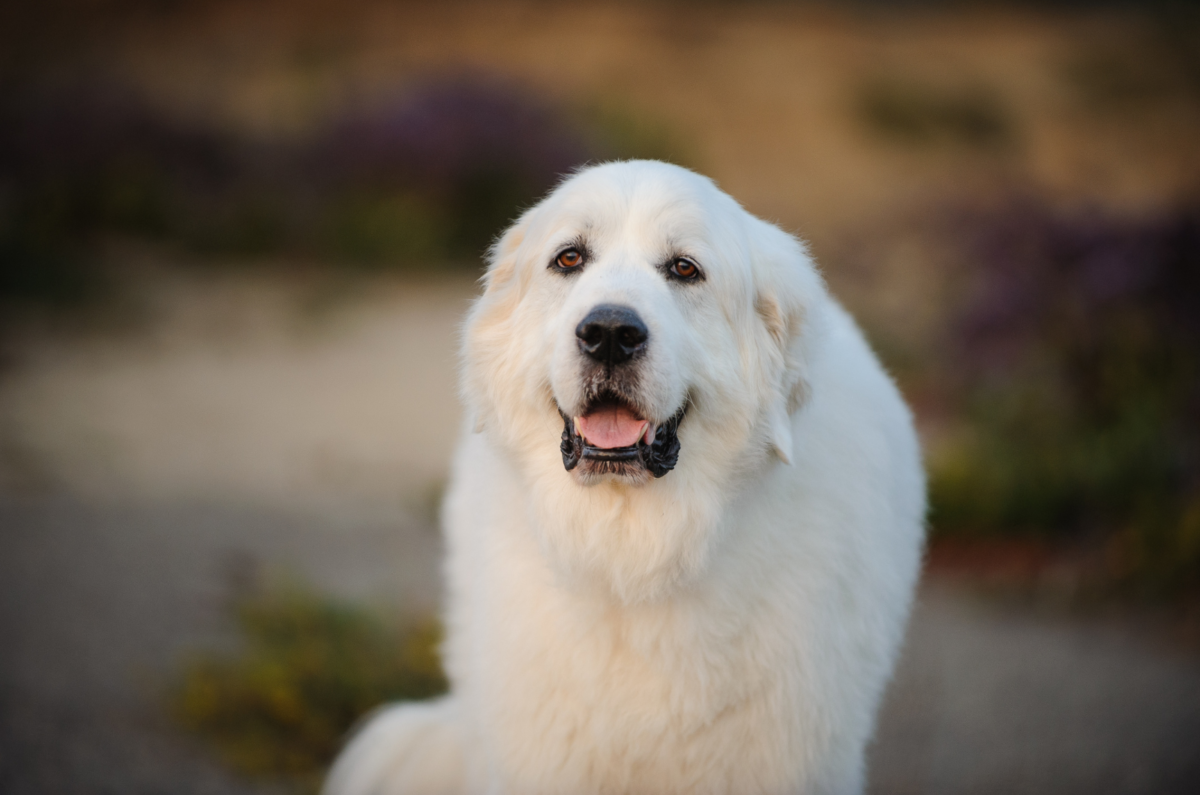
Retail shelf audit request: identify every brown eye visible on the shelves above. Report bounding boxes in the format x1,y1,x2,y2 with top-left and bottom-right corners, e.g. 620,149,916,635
555,248,584,269
670,257,700,280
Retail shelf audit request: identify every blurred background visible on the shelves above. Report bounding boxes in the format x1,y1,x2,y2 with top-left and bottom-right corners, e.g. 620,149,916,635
1,1,1198,793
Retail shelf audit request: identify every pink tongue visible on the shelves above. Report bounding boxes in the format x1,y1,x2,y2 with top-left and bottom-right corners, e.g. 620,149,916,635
578,405,646,449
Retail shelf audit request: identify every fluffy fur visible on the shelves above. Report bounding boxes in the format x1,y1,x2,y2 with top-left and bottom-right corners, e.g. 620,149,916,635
323,161,925,795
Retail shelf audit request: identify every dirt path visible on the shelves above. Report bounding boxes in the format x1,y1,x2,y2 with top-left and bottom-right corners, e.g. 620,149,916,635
1,271,1197,794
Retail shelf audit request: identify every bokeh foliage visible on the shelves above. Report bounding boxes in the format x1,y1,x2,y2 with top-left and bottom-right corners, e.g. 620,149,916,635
859,78,1013,149
0,75,690,303
928,202,1200,593
172,586,446,790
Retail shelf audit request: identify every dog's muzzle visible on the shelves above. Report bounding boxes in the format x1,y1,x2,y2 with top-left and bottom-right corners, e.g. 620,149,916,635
559,303,684,478
559,404,685,478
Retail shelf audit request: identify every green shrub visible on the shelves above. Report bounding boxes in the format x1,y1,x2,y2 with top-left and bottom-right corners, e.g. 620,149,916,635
172,586,447,790
858,78,1012,148
927,203,1200,593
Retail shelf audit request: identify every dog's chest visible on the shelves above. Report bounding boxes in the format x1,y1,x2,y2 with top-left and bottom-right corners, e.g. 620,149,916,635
482,600,799,794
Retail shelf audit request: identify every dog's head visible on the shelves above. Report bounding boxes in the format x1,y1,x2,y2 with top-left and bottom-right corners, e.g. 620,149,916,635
463,161,828,601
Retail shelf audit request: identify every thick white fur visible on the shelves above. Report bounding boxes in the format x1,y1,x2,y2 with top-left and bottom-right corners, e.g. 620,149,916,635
324,161,925,795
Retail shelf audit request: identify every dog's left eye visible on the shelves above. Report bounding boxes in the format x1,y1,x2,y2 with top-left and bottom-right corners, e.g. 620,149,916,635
669,257,702,281
554,248,585,270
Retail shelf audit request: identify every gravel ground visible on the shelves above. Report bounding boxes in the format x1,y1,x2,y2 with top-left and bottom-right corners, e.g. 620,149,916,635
1,272,1197,794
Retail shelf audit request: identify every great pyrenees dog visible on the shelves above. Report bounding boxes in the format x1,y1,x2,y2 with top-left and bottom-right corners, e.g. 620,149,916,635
324,161,925,795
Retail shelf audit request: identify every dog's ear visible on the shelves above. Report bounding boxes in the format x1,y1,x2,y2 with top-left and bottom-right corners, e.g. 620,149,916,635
482,209,531,297
465,210,534,433
751,220,827,465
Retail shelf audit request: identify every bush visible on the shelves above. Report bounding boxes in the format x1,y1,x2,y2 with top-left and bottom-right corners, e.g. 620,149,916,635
858,78,1012,149
928,201,1200,593
0,84,236,301
1,73,692,303
172,586,447,790
306,74,590,261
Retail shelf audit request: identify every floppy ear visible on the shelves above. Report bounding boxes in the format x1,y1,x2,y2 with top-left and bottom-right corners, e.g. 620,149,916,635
464,210,533,434
481,210,529,296
751,221,827,465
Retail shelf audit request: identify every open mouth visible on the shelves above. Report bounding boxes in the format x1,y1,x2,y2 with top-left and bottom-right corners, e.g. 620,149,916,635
559,393,685,478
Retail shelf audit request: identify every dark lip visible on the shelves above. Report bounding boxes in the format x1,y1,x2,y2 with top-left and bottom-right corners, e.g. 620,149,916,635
557,396,686,478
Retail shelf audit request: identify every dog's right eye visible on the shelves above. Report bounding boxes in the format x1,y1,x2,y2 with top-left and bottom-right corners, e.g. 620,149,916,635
553,248,585,271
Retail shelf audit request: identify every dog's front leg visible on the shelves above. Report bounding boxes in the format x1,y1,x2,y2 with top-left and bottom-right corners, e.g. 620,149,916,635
323,696,469,795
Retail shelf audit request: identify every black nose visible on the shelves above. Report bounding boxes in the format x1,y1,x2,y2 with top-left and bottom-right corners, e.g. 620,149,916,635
576,304,649,366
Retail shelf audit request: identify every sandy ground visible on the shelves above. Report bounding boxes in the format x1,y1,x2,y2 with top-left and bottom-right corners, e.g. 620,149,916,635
1,271,1198,794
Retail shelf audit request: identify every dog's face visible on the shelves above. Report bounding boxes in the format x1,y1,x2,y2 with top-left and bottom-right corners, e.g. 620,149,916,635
463,161,827,601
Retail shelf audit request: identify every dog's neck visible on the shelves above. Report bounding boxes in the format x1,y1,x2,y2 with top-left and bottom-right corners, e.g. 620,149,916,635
526,454,778,606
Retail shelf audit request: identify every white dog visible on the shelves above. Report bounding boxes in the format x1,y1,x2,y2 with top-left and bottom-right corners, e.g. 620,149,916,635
324,161,925,795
